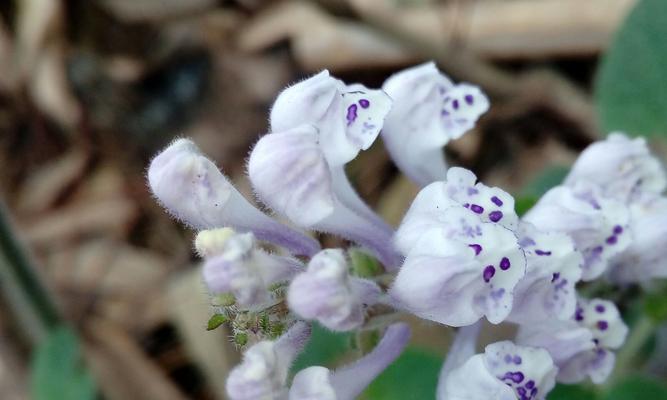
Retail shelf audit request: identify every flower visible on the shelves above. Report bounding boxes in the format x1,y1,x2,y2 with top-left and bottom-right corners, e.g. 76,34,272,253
523,182,630,281
437,340,557,400
382,62,489,186
288,323,411,400
564,133,666,203
226,322,311,400
249,72,400,268
507,223,583,324
202,229,302,309
148,138,320,256
391,167,524,326
516,298,628,384
287,249,381,331
609,194,667,283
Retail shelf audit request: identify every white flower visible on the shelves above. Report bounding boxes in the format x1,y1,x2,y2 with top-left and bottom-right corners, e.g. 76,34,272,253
287,249,381,331
391,207,525,326
437,341,557,400
523,183,630,281
564,133,666,203
249,72,400,268
148,138,319,256
382,62,489,186
517,298,628,384
508,223,583,324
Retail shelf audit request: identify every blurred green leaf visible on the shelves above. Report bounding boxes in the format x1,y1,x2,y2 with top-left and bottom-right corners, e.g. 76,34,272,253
595,0,667,137
515,196,538,217
206,313,228,331
291,323,352,372
547,384,598,400
349,248,383,278
30,326,96,400
522,166,570,197
361,347,441,400
602,376,667,400
644,284,667,322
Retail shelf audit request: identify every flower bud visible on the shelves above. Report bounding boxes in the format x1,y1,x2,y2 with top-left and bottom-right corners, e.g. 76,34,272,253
287,249,381,331
437,341,557,400
382,62,489,186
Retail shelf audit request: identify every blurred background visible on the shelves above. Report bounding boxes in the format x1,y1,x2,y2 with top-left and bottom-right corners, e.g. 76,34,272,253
0,0,666,399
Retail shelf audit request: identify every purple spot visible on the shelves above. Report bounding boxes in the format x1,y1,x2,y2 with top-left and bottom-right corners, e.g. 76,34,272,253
469,244,483,255
613,225,623,234
575,306,584,321
526,380,535,389
465,94,474,105
595,304,606,313
531,388,538,397
503,371,524,384
517,387,526,396
513,355,522,365
504,354,513,363
483,266,496,282
491,288,505,300
441,109,450,117
453,99,460,109
489,210,504,222
470,204,484,214
491,196,503,206
346,104,358,125
519,237,536,247
555,279,568,290
500,257,511,270
597,320,609,331
535,249,552,256
591,246,604,255
606,236,618,245
359,99,370,108
463,203,470,208
551,272,560,282
467,187,479,195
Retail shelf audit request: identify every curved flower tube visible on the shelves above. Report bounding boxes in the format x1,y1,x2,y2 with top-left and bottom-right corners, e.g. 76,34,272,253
202,229,303,310
148,138,320,256
287,249,381,331
517,298,628,384
507,223,583,324
288,323,411,400
226,322,311,400
564,133,666,203
382,62,489,186
523,182,630,281
437,341,557,400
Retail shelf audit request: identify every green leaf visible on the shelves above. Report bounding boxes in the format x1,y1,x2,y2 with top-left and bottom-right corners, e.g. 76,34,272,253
349,248,383,278
30,326,96,400
515,196,538,217
595,0,667,137
291,323,352,372
602,375,667,400
206,313,228,331
361,347,441,400
548,384,598,400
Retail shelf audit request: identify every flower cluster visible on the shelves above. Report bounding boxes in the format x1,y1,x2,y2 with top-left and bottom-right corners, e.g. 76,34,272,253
147,63,666,399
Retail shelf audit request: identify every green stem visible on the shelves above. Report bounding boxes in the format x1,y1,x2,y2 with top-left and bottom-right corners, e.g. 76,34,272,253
0,202,61,346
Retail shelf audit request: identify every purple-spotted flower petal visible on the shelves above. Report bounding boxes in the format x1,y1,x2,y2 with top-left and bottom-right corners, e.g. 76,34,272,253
508,223,583,324
287,249,381,331
226,322,311,400
609,194,667,283
437,341,557,400
382,62,489,186
289,323,410,400
523,182,630,281
564,133,666,203
391,206,525,326
270,70,392,167
517,298,628,384
148,138,320,256
395,167,518,256
202,230,302,310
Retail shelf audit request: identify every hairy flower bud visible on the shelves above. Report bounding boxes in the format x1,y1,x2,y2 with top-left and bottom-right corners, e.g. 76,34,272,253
382,62,489,186
287,249,381,331
148,138,320,256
